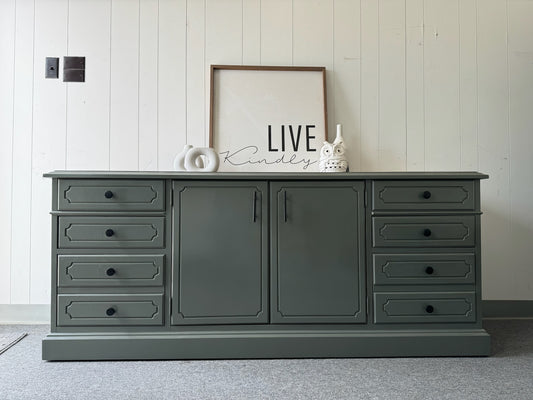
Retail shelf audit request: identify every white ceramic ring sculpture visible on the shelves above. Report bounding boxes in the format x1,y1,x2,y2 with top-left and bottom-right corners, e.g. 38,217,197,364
184,147,220,172
173,145,192,171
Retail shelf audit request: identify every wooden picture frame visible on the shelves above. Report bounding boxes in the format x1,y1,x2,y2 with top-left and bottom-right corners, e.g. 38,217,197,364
209,65,328,172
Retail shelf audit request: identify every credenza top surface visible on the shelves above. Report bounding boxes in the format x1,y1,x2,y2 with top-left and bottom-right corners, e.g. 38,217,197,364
44,170,489,180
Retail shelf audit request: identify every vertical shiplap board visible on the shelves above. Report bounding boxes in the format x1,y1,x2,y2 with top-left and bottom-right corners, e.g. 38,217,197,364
10,0,35,303
158,0,186,170
66,0,111,170
0,0,15,304
459,0,478,171
423,0,460,171
205,0,242,64
205,0,243,145
508,1,533,300
30,0,68,304
109,0,140,170
292,0,333,67
333,0,361,171
477,0,511,300
138,0,158,171
405,0,424,171
360,0,379,170
260,0,292,65
243,0,261,65
293,0,334,140
186,0,206,147
378,0,406,171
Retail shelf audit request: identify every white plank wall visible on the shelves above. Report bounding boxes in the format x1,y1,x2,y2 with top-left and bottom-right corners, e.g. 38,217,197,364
10,0,35,304
0,0,532,306
0,0,16,304
109,0,140,170
477,0,512,299
30,0,68,303
138,0,159,170
405,0,425,171
508,0,533,301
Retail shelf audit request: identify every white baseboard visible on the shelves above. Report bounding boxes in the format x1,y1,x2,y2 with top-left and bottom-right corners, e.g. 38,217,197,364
0,304,50,324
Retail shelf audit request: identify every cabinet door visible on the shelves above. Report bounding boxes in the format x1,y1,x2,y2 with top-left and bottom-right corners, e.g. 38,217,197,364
271,182,366,324
172,181,268,325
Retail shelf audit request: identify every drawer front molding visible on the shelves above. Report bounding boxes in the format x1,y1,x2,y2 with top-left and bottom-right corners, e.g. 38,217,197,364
58,179,165,211
58,216,165,248
373,253,475,285
374,292,476,323
57,294,164,326
372,180,474,211
373,216,475,248
58,255,164,287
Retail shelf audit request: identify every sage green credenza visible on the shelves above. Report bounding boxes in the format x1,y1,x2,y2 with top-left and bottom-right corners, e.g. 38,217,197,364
42,171,490,360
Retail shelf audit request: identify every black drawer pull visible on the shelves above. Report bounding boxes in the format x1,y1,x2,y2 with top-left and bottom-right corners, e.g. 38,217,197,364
423,228,432,237
104,190,114,199
423,190,432,199
105,229,114,237
425,266,434,275
425,305,434,314
106,307,116,316
106,267,116,276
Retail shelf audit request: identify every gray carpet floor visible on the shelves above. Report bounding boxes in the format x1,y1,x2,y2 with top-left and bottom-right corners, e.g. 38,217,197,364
0,320,532,400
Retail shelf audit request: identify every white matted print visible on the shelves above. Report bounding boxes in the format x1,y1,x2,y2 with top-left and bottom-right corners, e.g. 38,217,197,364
209,65,328,172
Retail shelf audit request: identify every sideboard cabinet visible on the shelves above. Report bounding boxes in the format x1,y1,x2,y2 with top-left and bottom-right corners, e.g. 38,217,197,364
43,171,490,360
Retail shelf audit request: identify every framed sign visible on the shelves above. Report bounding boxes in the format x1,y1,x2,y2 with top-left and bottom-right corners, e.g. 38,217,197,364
209,65,328,172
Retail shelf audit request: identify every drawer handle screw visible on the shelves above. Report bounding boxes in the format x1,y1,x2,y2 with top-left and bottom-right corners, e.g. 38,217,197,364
105,229,114,237
425,305,434,314
106,268,116,276
104,190,114,199
106,307,116,316
423,228,432,237
423,190,432,199
425,266,434,275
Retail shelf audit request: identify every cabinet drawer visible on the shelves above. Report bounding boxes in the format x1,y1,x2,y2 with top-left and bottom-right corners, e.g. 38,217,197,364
58,216,165,249
57,294,164,326
58,255,164,287
373,253,475,285
58,179,165,211
374,292,476,323
373,216,475,248
372,180,474,211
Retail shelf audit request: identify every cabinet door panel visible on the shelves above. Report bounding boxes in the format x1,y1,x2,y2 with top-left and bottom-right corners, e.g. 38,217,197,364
271,182,366,324
172,182,268,325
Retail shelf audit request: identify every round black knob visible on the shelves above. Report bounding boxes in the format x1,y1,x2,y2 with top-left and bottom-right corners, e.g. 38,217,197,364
106,267,116,276
425,305,434,314
104,190,114,199
105,229,114,237
423,229,432,237
423,190,432,199
106,307,116,316
425,266,434,275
